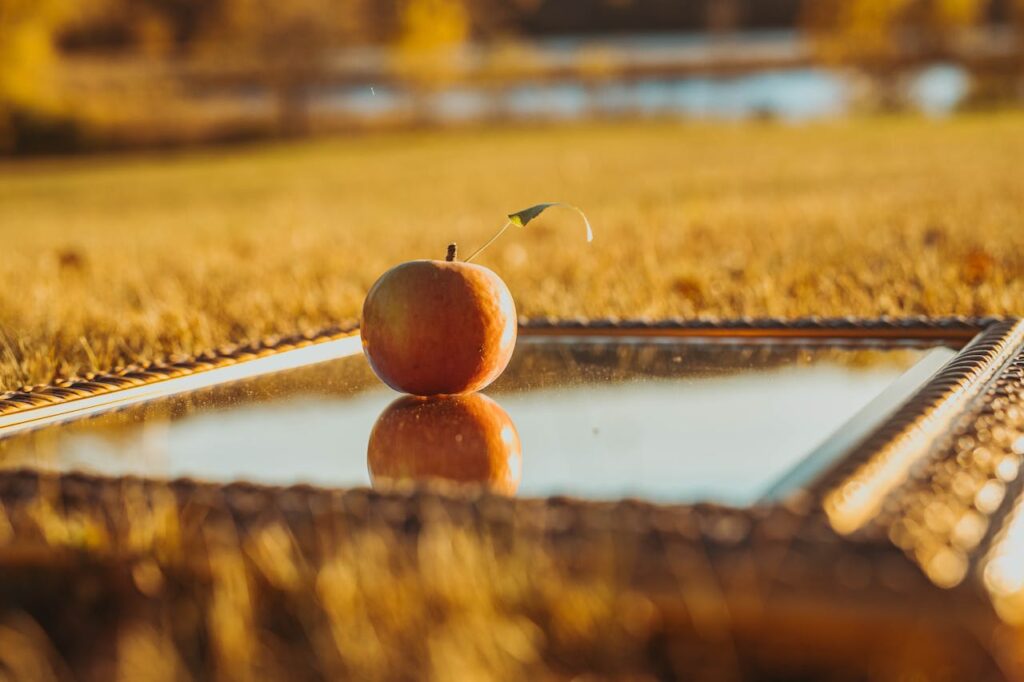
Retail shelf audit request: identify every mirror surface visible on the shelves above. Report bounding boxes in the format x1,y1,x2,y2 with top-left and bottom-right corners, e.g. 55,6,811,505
0,335,958,505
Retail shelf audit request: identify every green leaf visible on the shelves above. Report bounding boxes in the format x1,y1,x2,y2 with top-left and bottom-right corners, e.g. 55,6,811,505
507,202,594,242
507,203,555,227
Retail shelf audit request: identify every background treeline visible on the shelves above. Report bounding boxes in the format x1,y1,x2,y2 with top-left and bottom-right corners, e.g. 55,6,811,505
2,0,1023,155
52,0,1024,51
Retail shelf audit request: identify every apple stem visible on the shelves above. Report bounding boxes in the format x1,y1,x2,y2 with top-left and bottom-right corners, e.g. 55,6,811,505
446,243,457,262
464,220,513,264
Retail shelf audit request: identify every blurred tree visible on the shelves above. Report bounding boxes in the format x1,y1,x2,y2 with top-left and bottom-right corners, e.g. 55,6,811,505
201,0,371,135
1013,0,1024,60
142,0,227,50
0,0,73,151
707,0,743,35
803,0,989,109
1000,0,1024,101
921,0,991,52
60,0,229,54
0,0,67,110
395,0,470,86
393,0,470,121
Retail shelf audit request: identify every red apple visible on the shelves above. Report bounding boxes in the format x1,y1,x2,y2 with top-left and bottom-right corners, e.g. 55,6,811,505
367,393,522,494
361,244,517,396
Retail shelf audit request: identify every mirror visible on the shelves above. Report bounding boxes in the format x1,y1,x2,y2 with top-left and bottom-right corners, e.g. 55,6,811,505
0,335,959,505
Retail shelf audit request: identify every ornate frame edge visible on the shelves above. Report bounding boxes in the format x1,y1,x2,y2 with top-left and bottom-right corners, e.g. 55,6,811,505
0,316,1000,417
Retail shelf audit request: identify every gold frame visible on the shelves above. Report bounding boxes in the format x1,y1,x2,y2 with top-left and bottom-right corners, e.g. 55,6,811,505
1,317,1023,679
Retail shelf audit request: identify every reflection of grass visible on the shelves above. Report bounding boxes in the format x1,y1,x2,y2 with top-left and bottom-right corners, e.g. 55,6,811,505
0,473,994,679
1,114,1022,391
0,489,635,680
499,342,930,391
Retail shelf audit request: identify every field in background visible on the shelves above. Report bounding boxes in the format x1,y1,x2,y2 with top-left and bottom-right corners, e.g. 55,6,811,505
1,113,1023,391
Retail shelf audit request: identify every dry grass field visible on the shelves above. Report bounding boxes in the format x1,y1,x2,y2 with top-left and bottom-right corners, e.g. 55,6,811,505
1,113,1023,392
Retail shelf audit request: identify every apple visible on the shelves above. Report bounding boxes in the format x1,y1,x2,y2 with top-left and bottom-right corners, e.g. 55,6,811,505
361,203,590,396
367,393,522,494
361,243,517,396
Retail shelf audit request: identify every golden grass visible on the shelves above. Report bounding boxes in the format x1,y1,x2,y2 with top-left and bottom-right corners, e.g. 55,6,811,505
1,114,1023,392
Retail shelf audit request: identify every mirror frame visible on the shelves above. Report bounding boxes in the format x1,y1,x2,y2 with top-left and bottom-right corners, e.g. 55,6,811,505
1,316,1022,678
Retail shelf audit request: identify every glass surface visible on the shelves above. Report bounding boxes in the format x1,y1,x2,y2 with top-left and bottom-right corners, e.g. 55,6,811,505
0,336,957,505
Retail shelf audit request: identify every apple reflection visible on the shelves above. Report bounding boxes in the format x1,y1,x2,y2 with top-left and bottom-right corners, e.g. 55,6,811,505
367,393,522,495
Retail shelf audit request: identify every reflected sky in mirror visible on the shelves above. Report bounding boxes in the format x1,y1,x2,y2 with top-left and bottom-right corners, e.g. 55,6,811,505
0,337,957,505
